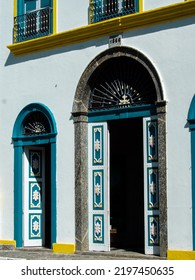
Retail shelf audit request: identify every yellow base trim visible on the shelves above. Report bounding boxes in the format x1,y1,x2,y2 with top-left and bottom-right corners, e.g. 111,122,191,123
53,243,76,254
7,1,195,56
167,250,195,260
0,240,16,246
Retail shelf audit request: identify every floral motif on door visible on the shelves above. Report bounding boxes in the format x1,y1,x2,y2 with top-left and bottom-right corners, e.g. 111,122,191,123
88,123,110,251
144,117,160,255
93,215,104,243
23,147,45,246
29,214,42,239
29,151,42,178
93,170,104,209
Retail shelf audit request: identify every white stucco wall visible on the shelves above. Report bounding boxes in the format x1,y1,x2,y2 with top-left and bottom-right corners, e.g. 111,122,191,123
57,0,185,32
0,0,194,250
122,17,195,249
57,0,89,32
144,0,185,11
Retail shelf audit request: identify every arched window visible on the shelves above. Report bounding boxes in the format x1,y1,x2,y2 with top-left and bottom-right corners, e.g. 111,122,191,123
23,111,51,136
88,57,157,111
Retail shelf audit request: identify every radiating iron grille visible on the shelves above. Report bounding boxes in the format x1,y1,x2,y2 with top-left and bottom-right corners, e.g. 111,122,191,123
89,58,157,111
91,0,137,23
23,111,51,136
14,7,52,43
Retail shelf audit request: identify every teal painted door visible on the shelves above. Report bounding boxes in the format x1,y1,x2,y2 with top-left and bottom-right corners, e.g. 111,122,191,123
23,146,45,246
88,122,110,251
143,117,160,255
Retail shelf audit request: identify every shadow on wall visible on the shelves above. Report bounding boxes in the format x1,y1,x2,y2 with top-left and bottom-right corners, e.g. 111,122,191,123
5,16,195,66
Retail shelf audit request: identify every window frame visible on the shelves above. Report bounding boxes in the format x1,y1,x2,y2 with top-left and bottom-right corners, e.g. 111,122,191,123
14,0,56,43
89,0,140,23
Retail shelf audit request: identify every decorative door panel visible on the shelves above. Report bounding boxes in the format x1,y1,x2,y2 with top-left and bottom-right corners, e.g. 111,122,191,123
88,123,110,251
23,147,45,246
143,117,160,255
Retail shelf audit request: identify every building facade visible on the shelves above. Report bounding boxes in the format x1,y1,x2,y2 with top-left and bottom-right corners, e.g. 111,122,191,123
0,0,195,259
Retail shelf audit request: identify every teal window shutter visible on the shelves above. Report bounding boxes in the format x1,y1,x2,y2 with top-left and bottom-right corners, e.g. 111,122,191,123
135,0,139,12
41,0,52,8
25,0,37,12
18,0,25,15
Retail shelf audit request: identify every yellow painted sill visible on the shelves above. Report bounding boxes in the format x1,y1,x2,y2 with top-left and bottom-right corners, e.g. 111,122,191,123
167,250,195,260
53,243,76,254
7,1,195,57
0,240,16,247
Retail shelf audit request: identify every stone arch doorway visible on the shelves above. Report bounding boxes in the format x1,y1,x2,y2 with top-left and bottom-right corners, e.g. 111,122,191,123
72,47,167,257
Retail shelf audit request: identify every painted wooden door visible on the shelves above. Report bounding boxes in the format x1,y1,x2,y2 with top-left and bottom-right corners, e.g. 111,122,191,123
23,146,45,246
88,123,110,251
143,117,160,255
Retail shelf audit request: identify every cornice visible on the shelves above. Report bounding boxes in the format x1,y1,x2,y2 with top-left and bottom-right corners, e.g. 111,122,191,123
7,1,195,56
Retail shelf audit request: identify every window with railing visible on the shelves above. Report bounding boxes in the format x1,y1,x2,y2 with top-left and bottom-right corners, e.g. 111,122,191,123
90,0,139,23
14,0,53,43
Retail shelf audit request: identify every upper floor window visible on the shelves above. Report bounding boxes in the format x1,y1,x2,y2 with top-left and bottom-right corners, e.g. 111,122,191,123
14,0,53,43
90,0,139,23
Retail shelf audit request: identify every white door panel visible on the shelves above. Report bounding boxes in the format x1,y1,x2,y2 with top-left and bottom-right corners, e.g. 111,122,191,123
23,146,45,246
88,123,110,251
143,117,160,255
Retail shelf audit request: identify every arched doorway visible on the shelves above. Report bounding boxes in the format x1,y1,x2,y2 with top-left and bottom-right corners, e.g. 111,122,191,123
12,103,57,248
73,47,167,257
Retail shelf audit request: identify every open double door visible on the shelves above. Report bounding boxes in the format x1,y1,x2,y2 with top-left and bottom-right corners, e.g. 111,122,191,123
88,117,160,255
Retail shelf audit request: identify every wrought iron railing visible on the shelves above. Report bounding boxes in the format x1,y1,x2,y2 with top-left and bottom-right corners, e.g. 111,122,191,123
14,7,53,43
90,0,138,23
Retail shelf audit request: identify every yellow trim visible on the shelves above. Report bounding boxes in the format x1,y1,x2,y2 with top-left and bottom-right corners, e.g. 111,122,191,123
89,0,93,23
167,250,195,260
53,0,57,34
0,240,16,246
140,0,143,13
7,1,195,56
14,0,17,17
53,243,76,254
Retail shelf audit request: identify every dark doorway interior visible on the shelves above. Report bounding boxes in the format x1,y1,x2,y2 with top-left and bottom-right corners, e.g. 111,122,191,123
109,118,144,252
42,144,51,248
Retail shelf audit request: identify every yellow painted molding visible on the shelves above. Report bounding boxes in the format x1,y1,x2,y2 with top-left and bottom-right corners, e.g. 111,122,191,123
53,243,76,254
14,0,17,17
140,0,143,13
167,250,195,260
0,240,16,246
7,1,195,56
53,0,57,34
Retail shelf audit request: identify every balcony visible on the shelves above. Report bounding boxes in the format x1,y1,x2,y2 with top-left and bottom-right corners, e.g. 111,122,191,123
90,0,138,23
14,7,53,43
